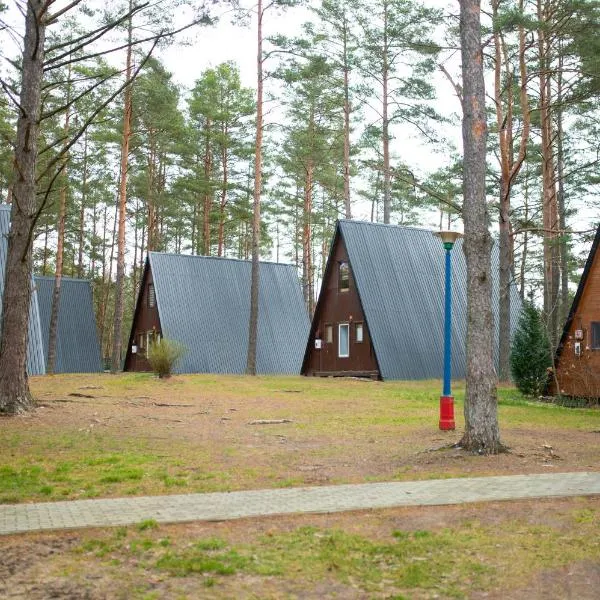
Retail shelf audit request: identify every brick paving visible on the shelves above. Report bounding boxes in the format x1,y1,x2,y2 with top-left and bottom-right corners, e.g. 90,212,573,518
1,471,599,536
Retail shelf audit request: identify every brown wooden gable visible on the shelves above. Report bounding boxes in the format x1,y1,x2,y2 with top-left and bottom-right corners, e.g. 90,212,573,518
550,224,600,398
123,257,162,372
302,225,380,378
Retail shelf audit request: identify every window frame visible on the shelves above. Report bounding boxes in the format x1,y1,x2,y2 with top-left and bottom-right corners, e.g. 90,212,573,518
147,283,156,308
355,322,364,343
338,261,350,292
324,324,333,344
591,322,600,350
338,323,350,358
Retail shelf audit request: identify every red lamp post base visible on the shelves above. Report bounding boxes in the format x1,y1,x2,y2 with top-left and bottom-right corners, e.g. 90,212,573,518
439,395,455,430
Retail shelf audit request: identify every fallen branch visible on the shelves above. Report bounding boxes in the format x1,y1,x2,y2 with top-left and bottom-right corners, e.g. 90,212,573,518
248,419,293,425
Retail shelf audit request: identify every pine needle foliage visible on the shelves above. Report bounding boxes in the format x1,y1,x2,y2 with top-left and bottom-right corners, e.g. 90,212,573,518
510,302,552,396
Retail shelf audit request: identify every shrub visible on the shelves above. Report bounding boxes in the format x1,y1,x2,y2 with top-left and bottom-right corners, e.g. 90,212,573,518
147,338,185,379
510,302,552,396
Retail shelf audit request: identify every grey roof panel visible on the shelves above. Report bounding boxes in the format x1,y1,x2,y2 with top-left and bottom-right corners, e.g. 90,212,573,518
0,205,45,375
148,253,309,374
338,220,521,380
35,276,102,373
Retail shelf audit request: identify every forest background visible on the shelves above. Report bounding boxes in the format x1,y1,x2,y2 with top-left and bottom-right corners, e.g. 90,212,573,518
0,0,599,376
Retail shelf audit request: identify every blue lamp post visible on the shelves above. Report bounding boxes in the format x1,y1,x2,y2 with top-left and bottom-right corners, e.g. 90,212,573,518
434,230,462,431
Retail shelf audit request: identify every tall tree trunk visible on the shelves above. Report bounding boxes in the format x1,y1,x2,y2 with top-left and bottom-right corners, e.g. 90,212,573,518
42,222,50,275
146,132,157,251
217,126,229,257
556,47,569,329
246,0,263,375
303,159,314,314
0,0,46,414
77,130,88,278
537,0,559,348
203,118,213,255
132,197,139,311
381,0,391,224
47,73,72,375
494,0,530,382
342,14,352,219
191,202,197,255
111,5,133,373
458,0,502,454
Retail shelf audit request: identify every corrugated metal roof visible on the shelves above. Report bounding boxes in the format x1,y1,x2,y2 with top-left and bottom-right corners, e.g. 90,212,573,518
337,219,522,380
35,276,102,373
0,204,45,375
148,253,310,374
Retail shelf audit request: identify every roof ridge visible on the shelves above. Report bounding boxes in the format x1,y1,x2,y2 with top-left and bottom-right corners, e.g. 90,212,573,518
338,219,444,234
148,251,296,268
34,275,91,283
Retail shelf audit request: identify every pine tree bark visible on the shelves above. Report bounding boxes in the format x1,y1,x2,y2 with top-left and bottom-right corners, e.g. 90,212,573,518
537,0,560,348
47,72,72,375
203,118,213,255
0,0,46,414
342,13,352,219
303,159,314,314
556,48,569,329
77,130,88,278
494,0,530,381
111,5,133,373
458,0,503,454
246,0,263,376
381,0,391,224
217,125,229,257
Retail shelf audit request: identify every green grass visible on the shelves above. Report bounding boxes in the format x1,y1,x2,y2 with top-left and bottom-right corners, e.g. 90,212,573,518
69,503,600,598
0,373,596,504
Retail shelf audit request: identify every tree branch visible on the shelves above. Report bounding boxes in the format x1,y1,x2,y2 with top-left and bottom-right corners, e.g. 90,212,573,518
37,36,160,182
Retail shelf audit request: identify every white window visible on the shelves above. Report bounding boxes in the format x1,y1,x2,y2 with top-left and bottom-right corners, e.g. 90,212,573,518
148,283,156,308
338,323,349,358
356,323,364,343
325,325,333,344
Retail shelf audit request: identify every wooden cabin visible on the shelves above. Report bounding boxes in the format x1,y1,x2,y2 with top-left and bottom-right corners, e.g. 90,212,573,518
548,224,600,398
302,220,522,381
124,252,310,374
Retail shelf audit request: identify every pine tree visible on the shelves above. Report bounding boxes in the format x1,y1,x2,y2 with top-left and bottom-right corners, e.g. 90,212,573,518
510,301,552,396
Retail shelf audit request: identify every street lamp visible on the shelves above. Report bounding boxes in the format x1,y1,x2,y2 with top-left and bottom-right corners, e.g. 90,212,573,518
434,230,463,431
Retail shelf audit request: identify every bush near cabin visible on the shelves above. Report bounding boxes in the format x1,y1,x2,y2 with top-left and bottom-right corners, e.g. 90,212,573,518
147,338,185,378
510,302,552,397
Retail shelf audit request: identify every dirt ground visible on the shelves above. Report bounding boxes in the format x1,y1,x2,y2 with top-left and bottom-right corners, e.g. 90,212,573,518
1,497,599,599
22,374,600,489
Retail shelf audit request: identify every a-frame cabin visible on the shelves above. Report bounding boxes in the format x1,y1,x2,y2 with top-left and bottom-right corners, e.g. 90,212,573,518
124,252,310,375
548,224,600,398
302,220,521,381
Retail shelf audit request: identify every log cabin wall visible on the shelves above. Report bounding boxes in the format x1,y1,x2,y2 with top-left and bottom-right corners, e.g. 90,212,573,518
303,235,379,378
124,265,162,372
551,228,600,398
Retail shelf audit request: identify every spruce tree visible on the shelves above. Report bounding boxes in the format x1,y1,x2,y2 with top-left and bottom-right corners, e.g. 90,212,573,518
510,302,552,397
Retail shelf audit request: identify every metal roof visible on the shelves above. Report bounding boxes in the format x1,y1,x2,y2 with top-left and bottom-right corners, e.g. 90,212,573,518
336,219,522,380
0,205,45,375
35,276,102,373
148,252,310,374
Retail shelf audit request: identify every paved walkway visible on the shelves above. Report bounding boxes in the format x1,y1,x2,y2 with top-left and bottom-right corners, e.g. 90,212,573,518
1,471,599,536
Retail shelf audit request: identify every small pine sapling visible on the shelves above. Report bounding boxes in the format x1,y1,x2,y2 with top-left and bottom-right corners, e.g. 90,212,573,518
510,302,552,396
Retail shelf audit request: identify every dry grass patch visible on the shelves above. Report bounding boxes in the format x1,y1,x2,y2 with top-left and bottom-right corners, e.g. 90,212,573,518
0,373,595,503
1,497,599,599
